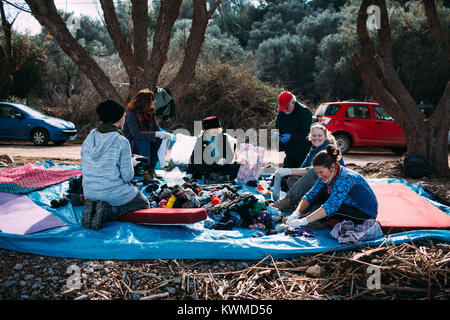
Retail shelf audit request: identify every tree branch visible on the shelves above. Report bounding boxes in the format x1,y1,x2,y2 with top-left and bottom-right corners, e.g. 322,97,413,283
168,0,222,102
25,0,121,102
145,0,183,92
130,0,148,68
422,0,449,62
99,0,136,79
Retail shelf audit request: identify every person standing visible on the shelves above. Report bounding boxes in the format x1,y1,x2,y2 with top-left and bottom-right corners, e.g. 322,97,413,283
274,91,312,168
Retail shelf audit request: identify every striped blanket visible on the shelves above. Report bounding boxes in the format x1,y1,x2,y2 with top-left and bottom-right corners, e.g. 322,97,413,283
0,163,81,194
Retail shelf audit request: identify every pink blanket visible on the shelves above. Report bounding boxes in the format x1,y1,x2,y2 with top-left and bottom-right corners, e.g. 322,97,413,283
0,163,82,194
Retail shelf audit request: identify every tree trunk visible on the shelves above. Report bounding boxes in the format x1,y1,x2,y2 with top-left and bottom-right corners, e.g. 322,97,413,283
0,0,15,93
351,0,449,177
167,0,222,102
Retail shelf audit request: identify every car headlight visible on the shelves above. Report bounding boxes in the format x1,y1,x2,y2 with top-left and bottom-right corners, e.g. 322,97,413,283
45,119,67,128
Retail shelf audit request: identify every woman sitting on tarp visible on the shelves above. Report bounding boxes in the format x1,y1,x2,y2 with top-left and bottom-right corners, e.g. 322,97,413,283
123,88,172,183
285,144,378,230
188,116,239,181
81,100,150,231
271,122,346,211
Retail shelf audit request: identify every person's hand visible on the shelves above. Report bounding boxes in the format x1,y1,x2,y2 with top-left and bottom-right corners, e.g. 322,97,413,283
280,133,291,143
217,158,227,166
155,131,172,140
275,168,291,177
285,210,301,224
287,217,308,228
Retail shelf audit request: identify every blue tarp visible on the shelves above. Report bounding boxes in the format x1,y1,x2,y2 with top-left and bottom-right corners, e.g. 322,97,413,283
0,163,449,260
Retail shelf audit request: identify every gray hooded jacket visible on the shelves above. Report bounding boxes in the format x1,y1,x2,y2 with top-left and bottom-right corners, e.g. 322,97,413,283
81,129,137,206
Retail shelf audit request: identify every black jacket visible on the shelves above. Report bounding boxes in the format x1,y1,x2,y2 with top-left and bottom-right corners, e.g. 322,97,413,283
275,101,312,155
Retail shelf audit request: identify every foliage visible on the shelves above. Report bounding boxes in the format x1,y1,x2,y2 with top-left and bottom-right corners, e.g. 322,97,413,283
0,32,46,99
173,63,280,133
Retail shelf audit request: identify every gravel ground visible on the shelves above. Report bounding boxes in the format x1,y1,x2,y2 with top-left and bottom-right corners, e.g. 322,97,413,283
0,156,449,301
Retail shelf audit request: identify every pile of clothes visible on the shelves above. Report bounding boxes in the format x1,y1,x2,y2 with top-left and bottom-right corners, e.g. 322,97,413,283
144,180,284,234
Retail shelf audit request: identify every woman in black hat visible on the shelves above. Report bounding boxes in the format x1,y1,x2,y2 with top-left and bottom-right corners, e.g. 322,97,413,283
188,116,238,181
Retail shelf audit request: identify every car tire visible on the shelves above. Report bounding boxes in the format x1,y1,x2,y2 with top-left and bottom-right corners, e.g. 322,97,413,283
334,133,351,154
31,128,49,146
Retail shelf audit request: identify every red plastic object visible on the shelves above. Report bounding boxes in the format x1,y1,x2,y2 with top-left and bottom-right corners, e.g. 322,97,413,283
211,195,221,205
118,208,207,225
372,183,450,233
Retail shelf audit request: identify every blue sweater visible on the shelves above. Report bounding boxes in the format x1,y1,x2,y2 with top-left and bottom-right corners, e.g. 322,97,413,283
81,129,138,206
300,141,346,168
303,166,378,218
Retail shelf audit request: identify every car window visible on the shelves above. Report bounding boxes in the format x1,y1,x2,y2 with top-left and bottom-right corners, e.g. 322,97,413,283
314,103,328,116
373,106,394,121
325,104,340,116
0,105,15,118
345,105,371,119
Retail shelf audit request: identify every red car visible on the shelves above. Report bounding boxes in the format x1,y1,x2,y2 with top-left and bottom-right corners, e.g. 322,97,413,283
314,101,407,154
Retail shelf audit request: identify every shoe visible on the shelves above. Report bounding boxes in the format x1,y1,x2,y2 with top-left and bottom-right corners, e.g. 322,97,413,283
81,200,106,230
271,196,295,212
143,169,158,185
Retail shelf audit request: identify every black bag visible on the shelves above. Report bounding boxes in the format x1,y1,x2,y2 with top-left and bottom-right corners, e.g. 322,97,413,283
154,86,175,120
403,153,429,179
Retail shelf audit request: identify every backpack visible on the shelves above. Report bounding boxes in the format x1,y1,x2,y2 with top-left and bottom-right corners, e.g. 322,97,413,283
403,153,429,179
154,86,175,120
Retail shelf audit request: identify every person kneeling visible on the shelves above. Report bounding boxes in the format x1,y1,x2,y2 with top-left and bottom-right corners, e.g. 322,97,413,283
81,100,150,230
285,145,378,230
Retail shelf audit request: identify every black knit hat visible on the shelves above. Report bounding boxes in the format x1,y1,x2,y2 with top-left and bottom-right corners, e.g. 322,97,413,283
96,100,125,124
202,116,221,130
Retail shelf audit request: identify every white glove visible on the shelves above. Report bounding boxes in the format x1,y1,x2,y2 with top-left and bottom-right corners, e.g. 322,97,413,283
285,210,301,224
131,156,139,168
275,168,292,177
155,131,172,140
287,217,308,228
217,158,227,166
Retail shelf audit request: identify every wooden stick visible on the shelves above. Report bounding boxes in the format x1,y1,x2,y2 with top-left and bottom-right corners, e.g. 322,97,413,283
270,255,287,295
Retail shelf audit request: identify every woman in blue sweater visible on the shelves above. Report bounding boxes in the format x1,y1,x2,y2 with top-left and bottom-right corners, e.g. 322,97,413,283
81,100,150,230
272,123,345,210
286,144,378,229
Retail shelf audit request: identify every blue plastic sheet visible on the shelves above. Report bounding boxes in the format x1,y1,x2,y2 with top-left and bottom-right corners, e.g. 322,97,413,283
0,164,449,260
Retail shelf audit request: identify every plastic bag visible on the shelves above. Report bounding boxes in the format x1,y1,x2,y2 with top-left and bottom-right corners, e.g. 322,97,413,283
236,143,265,184
169,133,198,169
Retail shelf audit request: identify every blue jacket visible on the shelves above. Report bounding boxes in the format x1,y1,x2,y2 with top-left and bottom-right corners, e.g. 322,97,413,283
303,166,378,218
81,129,138,206
300,140,346,168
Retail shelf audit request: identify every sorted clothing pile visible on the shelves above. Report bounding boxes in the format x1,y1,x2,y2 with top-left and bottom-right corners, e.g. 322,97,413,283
142,180,283,234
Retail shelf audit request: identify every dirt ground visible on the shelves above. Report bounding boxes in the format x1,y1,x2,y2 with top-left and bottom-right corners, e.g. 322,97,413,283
0,147,449,301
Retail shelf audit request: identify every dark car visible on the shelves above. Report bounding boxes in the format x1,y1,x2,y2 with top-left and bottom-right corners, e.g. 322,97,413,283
0,102,77,145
